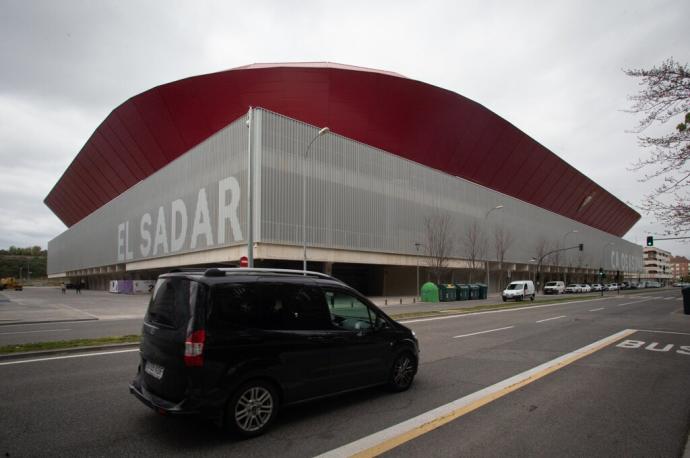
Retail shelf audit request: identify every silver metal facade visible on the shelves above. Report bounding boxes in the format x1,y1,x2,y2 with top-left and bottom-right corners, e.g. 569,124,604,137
48,117,248,274
258,109,642,273
48,108,642,275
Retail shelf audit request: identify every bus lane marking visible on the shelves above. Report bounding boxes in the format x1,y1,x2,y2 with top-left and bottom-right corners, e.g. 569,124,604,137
536,315,566,323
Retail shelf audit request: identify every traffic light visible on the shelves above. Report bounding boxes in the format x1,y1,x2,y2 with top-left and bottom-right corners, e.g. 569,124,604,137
646,236,653,246
578,243,584,251
598,267,604,277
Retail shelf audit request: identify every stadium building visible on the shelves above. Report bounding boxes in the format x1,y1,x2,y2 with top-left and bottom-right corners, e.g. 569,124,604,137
45,63,643,295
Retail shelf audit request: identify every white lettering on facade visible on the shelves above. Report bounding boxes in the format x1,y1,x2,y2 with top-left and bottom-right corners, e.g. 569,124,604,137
117,223,126,262
140,213,152,257
171,199,188,252
117,176,242,261
190,188,214,249
153,206,169,256
218,176,243,243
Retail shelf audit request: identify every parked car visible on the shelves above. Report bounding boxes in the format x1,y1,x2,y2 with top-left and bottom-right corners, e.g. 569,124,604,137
620,282,631,290
543,281,565,295
607,283,619,291
565,284,582,293
580,284,592,293
590,283,603,292
129,268,419,437
502,280,536,301
672,282,690,287
646,281,662,288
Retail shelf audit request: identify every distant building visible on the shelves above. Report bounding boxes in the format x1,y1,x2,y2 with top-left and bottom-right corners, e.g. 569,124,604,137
670,255,689,280
643,246,673,284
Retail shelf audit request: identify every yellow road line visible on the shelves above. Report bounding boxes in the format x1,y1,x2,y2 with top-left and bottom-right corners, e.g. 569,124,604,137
318,329,637,458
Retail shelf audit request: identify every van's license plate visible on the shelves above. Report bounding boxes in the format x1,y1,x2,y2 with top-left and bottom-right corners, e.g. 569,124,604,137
145,362,165,380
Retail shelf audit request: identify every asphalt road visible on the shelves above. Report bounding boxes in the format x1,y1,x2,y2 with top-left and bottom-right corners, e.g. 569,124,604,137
1,289,689,456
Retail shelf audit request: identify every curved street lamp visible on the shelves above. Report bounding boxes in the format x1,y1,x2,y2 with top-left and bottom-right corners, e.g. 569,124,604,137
562,229,578,283
302,127,330,274
485,205,504,294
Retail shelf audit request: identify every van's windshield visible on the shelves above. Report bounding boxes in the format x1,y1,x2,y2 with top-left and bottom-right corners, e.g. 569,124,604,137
506,284,523,290
545,282,558,286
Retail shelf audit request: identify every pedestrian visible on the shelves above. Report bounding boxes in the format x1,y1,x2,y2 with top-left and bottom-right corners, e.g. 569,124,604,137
61,283,66,294
75,282,81,294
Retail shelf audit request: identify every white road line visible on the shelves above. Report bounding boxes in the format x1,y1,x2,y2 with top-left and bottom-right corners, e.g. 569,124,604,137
636,329,690,336
401,297,607,324
453,326,514,339
664,297,674,301
0,328,70,335
0,348,138,366
616,299,650,307
536,315,567,323
589,308,605,312
316,329,637,458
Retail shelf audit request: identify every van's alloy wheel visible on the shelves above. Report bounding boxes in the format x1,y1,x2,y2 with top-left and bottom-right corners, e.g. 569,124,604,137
388,351,416,392
227,381,278,437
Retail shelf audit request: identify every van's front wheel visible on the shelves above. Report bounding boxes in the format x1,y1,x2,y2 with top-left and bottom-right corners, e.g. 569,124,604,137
226,381,278,438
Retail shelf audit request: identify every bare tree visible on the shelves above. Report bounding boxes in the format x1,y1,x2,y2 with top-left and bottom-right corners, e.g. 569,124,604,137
424,213,454,283
463,221,487,283
625,58,690,235
493,225,515,289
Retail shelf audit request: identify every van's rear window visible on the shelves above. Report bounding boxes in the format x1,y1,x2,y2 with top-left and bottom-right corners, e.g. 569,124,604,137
147,278,191,328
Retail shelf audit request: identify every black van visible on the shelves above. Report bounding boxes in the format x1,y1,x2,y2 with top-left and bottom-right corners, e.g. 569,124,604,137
129,268,419,437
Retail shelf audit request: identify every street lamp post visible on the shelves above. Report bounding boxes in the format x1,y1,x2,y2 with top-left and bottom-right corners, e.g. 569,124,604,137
562,229,578,284
302,127,330,274
484,205,504,295
414,242,423,299
600,242,614,296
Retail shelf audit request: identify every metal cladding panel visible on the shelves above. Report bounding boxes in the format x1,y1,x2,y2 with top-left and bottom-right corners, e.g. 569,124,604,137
45,63,640,236
257,110,642,272
47,116,248,274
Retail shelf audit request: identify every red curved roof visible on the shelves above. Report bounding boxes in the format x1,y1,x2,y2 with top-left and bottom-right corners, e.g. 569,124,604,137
44,62,640,236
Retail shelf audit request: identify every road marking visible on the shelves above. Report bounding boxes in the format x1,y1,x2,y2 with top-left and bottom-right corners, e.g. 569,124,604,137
0,348,138,366
316,329,637,458
636,329,690,336
536,315,567,323
401,297,607,324
453,326,514,339
0,328,70,335
664,297,674,301
53,302,100,319
589,308,605,312
616,299,650,307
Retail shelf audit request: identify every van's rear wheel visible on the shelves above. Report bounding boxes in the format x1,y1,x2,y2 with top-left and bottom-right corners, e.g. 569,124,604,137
226,381,278,438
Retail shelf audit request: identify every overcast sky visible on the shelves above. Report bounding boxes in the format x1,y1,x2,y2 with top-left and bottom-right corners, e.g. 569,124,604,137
1,0,688,257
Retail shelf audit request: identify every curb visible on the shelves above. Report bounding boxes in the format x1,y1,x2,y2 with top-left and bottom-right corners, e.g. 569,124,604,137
0,318,99,327
0,342,140,361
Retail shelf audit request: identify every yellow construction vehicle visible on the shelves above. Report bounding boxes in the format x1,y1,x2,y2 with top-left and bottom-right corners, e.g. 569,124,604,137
0,277,23,291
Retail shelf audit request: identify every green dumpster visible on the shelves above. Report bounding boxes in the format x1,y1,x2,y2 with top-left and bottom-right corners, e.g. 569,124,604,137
421,282,439,303
468,283,480,300
476,283,488,299
438,284,457,302
454,284,469,301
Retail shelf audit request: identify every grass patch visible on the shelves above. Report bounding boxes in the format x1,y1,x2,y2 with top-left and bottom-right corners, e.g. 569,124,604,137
391,295,601,321
0,334,140,355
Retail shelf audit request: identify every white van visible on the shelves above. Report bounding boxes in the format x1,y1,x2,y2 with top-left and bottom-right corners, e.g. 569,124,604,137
543,281,565,295
502,280,536,302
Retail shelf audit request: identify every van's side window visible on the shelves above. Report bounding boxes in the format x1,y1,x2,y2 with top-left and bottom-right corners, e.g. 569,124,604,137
209,283,330,330
322,290,374,331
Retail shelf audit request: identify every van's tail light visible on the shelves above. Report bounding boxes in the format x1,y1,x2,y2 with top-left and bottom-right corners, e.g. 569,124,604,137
184,330,206,367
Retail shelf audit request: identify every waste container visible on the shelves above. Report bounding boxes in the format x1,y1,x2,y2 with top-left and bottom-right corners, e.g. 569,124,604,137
455,284,470,301
421,282,439,303
683,286,690,315
476,283,488,299
468,284,480,300
438,284,457,302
